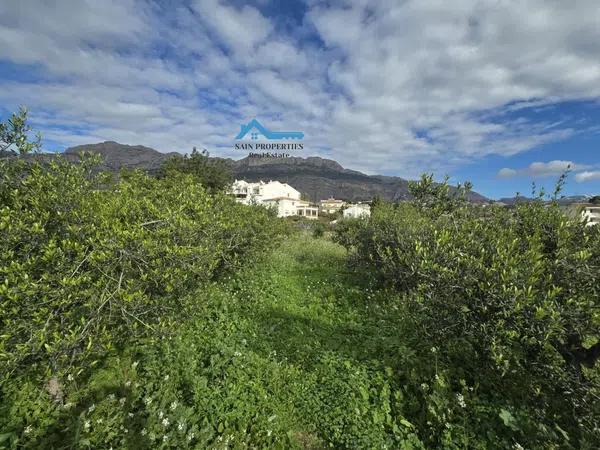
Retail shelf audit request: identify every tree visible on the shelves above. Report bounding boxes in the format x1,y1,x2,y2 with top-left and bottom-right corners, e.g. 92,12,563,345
159,147,232,192
0,107,42,155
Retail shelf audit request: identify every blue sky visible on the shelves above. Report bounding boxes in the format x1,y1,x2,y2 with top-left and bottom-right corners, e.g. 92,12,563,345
1,0,599,199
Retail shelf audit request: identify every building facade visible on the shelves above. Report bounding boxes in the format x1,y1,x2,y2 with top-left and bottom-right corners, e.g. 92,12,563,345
343,203,371,219
579,204,600,226
230,180,318,219
319,198,346,214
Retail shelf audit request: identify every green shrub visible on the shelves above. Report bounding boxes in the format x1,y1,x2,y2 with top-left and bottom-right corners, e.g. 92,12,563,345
0,155,284,384
158,147,232,192
335,177,600,448
311,222,326,238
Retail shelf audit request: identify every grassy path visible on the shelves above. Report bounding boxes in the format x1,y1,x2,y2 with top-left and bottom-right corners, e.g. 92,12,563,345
194,233,418,448
139,232,421,449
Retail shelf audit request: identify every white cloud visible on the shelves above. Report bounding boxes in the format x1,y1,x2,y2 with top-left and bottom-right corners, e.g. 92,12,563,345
497,160,585,179
527,160,577,176
0,0,599,177
498,168,517,178
575,171,600,182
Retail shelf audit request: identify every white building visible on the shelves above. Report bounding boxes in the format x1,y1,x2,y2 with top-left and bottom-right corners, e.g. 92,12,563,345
230,180,318,219
230,180,300,205
320,198,346,214
343,203,371,219
578,204,600,226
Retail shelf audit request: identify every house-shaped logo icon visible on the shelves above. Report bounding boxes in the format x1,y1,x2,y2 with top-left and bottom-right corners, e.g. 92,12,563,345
236,119,304,140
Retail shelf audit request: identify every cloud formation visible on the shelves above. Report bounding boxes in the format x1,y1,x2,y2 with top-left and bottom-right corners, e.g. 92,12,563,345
1,0,599,177
575,171,600,183
497,160,600,183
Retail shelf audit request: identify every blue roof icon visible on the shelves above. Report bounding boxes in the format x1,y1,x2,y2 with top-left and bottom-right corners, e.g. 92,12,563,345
236,119,304,140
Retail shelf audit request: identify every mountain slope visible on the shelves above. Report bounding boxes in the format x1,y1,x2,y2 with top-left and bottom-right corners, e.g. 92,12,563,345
58,141,488,202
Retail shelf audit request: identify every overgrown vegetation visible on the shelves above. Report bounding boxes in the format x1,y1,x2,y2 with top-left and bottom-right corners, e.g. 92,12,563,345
1,111,599,449
334,174,600,448
158,147,232,192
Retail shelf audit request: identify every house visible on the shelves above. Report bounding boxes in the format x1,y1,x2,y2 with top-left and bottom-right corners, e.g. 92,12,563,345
262,197,301,218
569,203,600,226
236,119,304,140
230,180,300,205
296,200,320,219
343,203,371,219
229,179,318,219
319,198,346,214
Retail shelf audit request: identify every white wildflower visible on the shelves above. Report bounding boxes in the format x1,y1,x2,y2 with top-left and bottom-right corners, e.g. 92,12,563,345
162,418,170,427
128,412,134,418
178,421,185,431
24,425,33,434
144,397,152,406
267,430,272,437
170,401,177,410
119,397,126,405
187,432,195,441
67,373,74,381
163,435,168,442
456,393,466,408
88,404,95,412
141,428,147,436
96,418,103,424
164,375,169,381
84,420,91,430
158,411,164,419
234,351,242,357
124,381,131,387
108,393,115,401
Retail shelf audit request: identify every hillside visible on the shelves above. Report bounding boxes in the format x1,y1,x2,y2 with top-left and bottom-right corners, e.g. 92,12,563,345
53,141,488,202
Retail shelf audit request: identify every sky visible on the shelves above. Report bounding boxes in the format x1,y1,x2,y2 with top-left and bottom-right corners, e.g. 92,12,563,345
0,0,599,199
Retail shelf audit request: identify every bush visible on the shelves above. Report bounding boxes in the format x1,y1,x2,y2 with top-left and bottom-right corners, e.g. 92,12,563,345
158,147,232,192
311,222,326,238
0,155,284,384
334,176,600,448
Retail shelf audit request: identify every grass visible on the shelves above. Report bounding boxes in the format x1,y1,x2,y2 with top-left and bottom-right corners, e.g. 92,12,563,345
137,232,423,448
5,232,425,449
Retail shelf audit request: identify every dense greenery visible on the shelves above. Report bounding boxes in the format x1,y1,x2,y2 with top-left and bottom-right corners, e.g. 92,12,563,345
158,147,232,192
334,175,600,448
1,112,599,448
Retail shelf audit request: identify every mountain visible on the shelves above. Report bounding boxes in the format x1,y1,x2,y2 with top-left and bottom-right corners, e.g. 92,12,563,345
5,141,488,202
229,156,418,202
64,141,179,173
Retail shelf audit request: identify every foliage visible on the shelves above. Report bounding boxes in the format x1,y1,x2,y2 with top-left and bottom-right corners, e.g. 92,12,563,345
158,147,232,192
0,107,41,155
334,177,600,448
1,234,426,449
311,222,326,238
0,154,284,385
